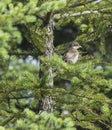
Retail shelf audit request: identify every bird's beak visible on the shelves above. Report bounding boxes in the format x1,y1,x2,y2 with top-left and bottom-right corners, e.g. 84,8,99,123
78,45,81,48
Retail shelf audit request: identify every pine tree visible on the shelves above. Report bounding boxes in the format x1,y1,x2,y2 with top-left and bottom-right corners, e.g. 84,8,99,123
0,0,112,129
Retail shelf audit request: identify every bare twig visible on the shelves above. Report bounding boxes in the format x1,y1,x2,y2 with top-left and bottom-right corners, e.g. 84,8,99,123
54,9,112,19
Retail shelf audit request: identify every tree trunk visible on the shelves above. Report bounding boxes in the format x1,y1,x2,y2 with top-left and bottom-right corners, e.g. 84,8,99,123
38,16,54,113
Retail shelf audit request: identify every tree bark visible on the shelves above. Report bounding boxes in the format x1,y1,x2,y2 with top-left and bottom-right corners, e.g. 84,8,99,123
38,14,54,113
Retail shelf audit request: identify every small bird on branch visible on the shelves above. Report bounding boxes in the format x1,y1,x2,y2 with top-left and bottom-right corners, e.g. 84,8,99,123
63,42,81,64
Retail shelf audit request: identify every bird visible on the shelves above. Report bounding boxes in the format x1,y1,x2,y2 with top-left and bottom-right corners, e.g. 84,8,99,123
63,42,81,64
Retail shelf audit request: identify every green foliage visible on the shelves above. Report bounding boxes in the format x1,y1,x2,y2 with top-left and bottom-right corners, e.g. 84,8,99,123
0,109,76,130
37,0,66,14
0,0,112,130
0,0,38,41
12,109,75,130
40,53,112,128
0,0,39,71
23,23,46,53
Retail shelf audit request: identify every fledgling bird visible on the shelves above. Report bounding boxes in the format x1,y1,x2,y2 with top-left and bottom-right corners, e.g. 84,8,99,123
63,42,81,64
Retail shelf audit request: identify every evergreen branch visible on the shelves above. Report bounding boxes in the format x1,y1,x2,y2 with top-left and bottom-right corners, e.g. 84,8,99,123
1,116,15,126
35,14,45,21
85,26,111,44
8,51,39,56
8,96,33,100
70,93,111,103
55,9,112,19
57,91,111,104
0,88,30,94
98,120,111,128
69,0,98,8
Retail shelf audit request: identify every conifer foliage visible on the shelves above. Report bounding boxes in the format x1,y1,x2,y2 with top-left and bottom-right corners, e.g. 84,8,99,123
0,0,112,129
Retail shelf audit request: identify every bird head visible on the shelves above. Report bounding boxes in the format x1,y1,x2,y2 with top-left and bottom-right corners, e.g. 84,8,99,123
71,42,81,49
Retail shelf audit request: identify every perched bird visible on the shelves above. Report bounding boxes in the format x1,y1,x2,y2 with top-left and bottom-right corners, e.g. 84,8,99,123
63,42,81,64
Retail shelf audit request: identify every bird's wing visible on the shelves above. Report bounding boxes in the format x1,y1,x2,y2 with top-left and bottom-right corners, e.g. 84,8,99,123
64,49,78,59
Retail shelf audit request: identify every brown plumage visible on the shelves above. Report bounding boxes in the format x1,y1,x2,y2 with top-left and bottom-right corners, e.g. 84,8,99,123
63,42,81,64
